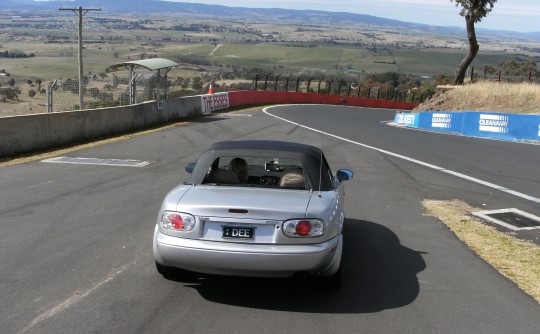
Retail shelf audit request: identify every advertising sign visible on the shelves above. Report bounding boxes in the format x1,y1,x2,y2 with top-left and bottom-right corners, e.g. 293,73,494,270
394,111,539,142
415,112,462,133
201,92,230,114
462,112,540,141
394,113,419,127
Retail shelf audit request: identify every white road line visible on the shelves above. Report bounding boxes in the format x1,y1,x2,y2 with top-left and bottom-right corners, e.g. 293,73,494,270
263,106,540,205
20,265,129,333
41,157,152,167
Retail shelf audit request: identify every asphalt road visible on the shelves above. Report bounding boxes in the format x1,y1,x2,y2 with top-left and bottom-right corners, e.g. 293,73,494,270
1,105,539,333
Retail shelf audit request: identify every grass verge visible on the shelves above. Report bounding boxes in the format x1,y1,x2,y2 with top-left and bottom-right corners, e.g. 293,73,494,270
423,199,540,303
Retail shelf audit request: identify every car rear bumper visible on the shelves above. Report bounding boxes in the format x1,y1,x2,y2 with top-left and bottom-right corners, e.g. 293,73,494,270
153,225,342,278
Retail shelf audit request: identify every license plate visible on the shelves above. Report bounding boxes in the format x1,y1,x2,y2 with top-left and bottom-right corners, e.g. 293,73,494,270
222,226,255,239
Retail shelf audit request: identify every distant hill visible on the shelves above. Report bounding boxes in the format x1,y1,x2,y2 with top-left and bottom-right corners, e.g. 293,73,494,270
4,0,540,40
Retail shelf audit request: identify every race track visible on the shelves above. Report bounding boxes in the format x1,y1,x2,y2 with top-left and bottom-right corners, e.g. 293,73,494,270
1,105,539,333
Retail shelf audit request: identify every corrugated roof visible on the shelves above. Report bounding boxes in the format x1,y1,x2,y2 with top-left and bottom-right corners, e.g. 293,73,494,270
109,58,178,71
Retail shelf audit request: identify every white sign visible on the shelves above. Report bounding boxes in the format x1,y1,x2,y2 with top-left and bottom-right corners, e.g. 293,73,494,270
432,113,452,128
396,114,416,125
479,114,509,134
201,92,230,114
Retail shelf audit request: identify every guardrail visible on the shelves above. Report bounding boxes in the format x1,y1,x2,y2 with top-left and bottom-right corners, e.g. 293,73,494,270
394,111,540,142
0,90,418,158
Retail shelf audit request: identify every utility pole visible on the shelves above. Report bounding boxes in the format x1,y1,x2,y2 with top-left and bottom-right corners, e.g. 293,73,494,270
59,6,101,110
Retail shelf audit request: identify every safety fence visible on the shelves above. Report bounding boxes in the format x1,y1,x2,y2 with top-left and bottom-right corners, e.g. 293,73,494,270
248,74,431,103
1,72,429,115
47,75,427,113
46,75,172,113
469,66,540,84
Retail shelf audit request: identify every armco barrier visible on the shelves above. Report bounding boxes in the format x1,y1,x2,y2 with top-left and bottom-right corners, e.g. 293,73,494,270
1,90,416,158
394,111,540,142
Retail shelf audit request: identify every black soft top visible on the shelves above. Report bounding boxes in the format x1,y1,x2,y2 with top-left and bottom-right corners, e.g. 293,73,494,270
186,140,334,190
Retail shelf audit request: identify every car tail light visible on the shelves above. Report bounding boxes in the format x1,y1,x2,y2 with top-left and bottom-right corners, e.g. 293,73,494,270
283,219,324,238
295,220,312,236
161,212,196,231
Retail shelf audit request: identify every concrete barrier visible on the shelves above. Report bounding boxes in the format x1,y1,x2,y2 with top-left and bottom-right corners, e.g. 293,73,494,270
393,111,540,142
0,113,52,156
0,96,203,158
0,90,415,158
228,90,419,110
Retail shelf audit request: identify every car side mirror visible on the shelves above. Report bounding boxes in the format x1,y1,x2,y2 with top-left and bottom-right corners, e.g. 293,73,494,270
185,163,196,173
336,169,353,182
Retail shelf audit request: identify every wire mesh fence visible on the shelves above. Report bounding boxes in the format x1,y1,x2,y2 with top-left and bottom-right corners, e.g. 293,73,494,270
50,75,159,112
1,70,538,116
471,66,540,84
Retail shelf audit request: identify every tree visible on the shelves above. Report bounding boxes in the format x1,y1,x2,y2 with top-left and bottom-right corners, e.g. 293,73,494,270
192,77,203,91
451,0,497,85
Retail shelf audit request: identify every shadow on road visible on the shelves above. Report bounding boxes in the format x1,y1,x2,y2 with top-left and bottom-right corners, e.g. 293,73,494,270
165,219,426,314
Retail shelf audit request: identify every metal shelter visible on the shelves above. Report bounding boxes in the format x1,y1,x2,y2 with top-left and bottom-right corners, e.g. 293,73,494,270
108,58,178,104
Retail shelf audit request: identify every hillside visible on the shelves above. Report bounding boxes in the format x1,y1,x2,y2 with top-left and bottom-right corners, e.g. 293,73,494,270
5,0,540,40
417,82,540,114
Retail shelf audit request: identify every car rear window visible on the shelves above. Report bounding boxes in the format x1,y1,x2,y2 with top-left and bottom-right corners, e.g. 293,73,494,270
202,156,305,189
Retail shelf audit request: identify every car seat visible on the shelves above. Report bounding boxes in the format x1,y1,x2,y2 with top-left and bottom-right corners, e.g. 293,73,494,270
279,169,305,188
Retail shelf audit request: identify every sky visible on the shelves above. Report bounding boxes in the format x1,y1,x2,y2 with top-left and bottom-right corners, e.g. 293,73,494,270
167,0,540,33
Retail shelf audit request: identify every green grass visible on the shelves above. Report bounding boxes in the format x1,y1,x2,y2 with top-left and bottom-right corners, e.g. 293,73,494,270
1,22,537,82
2,41,532,82
208,44,344,72
392,49,526,75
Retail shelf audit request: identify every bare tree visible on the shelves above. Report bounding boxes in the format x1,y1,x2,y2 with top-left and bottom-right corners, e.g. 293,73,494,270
451,0,497,85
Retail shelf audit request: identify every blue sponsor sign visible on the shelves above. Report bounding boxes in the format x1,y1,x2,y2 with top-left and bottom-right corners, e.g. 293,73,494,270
394,111,540,142
394,113,419,127
418,112,464,133
462,112,540,141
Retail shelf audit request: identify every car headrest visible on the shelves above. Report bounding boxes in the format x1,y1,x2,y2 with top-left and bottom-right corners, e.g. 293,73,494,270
279,169,305,188
208,169,239,184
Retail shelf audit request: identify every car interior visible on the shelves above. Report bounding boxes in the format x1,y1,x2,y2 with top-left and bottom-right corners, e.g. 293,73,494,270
204,156,306,188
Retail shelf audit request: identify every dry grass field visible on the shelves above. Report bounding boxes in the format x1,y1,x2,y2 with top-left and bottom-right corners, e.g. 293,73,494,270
1,11,539,116
419,81,540,114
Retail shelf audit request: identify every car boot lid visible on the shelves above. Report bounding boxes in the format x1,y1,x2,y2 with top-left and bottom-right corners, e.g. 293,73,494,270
176,186,312,220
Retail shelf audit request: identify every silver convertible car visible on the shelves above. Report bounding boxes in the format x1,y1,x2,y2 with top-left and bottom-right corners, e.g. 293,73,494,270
153,140,353,287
